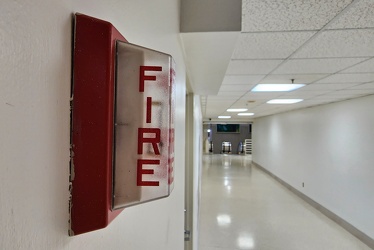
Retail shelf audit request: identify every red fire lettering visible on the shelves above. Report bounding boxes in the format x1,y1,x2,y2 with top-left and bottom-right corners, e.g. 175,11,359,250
169,128,174,154
139,66,162,92
137,159,160,186
138,128,161,155
146,97,152,123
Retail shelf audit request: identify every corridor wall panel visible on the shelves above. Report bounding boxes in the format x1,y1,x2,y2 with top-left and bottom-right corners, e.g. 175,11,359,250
253,95,374,240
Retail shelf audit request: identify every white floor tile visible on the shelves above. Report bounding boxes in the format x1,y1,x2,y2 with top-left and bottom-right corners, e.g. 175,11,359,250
198,154,371,250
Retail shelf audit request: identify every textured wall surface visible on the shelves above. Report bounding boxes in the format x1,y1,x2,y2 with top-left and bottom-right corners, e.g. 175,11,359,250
252,95,374,239
0,0,186,249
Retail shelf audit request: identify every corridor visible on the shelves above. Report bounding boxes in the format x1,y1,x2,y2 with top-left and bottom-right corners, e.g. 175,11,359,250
198,154,371,250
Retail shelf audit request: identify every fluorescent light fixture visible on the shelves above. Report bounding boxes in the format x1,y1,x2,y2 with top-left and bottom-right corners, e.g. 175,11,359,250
227,108,248,112
218,116,231,119
252,84,305,92
267,99,303,104
238,113,254,116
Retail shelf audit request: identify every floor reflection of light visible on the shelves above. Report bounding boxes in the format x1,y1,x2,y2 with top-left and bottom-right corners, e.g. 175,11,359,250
237,233,255,249
222,155,231,167
224,180,229,186
216,214,231,227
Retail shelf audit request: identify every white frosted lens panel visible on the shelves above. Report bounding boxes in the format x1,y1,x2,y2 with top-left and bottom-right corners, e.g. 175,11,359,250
113,41,174,209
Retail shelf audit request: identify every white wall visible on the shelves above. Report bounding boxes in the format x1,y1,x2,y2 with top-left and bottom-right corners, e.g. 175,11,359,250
0,0,186,249
185,94,203,250
252,95,374,239
192,96,202,250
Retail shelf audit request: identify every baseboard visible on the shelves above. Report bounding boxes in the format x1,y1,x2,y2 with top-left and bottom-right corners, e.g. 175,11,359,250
252,161,374,249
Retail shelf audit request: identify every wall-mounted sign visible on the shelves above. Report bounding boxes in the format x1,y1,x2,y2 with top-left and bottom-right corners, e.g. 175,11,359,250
70,13,175,236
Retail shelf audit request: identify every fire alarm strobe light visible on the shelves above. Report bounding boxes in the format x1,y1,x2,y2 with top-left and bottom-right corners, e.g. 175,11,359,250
70,13,175,236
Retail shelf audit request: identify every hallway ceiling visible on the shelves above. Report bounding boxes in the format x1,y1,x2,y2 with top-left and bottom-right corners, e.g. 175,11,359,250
180,0,374,122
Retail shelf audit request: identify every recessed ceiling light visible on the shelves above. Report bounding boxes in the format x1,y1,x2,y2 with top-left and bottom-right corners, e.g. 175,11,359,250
251,84,305,92
238,113,254,116
218,116,231,119
267,99,303,104
227,108,248,112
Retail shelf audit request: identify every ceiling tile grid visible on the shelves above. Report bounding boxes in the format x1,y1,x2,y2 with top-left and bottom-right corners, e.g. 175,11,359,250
348,82,374,89
292,29,374,58
278,90,332,98
244,92,284,100
259,74,328,84
221,75,265,85
272,58,366,74
195,0,374,121
341,58,374,73
232,32,316,59
216,91,246,97
219,84,254,92
327,89,374,96
316,73,374,83
226,60,283,75
327,0,374,29
301,83,361,91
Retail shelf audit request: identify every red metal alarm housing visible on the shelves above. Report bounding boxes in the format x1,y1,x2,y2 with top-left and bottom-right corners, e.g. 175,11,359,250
70,13,175,236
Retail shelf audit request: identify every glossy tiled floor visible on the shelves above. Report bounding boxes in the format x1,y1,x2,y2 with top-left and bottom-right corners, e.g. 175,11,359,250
198,154,371,250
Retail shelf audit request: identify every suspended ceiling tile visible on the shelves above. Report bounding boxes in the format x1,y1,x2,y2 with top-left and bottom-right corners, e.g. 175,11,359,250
207,97,237,102
302,83,360,91
292,30,374,58
327,0,374,29
217,91,246,97
219,84,253,92
206,107,234,114
311,94,345,99
237,99,267,107
206,102,237,108
231,100,249,107
208,96,239,101
228,103,252,109
205,111,226,117
251,105,279,112
245,92,284,98
316,73,374,83
259,74,328,84
313,93,365,101
348,82,374,89
241,0,352,32
207,95,237,101
226,60,283,75
301,99,335,104
341,58,374,73
328,89,374,95
254,113,273,118
279,90,330,98
222,75,265,85
273,58,366,74
232,32,316,59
